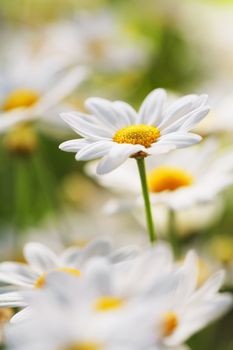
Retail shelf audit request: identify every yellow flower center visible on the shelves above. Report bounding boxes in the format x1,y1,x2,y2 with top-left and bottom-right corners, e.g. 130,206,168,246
94,296,125,312
147,166,193,193
3,89,39,111
113,124,160,148
0,308,14,323
3,125,38,155
161,311,178,337
62,343,101,350
34,267,81,289
88,39,106,58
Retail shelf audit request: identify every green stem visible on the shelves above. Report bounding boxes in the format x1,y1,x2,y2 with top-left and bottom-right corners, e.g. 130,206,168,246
136,158,156,244
168,208,181,258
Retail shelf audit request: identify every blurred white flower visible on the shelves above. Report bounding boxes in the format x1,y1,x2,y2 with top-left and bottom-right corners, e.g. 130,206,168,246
0,51,88,137
133,200,224,239
39,10,148,72
0,240,137,315
60,89,209,174
6,248,231,350
136,255,231,348
87,140,233,210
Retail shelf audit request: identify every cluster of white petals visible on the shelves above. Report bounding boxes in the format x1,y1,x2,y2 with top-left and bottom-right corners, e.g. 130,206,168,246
4,242,232,350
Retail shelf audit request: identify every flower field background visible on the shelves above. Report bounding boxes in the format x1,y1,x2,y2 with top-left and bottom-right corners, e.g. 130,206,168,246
0,0,232,350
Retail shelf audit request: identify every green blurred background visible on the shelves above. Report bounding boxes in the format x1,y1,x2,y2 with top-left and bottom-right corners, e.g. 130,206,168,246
0,0,232,349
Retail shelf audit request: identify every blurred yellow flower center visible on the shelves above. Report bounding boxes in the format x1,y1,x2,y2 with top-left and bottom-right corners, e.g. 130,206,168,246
88,39,106,58
148,166,193,193
3,124,38,155
0,308,14,323
211,236,233,264
113,124,160,148
3,89,39,111
62,342,101,350
161,311,178,337
34,267,81,289
94,296,125,312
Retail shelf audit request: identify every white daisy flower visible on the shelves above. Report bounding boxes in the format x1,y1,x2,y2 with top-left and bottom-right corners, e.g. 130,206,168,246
86,140,233,210
6,275,189,350
0,50,88,136
6,249,231,350
129,252,232,348
0,240,137,312
59,88,209,175
5,243,176,349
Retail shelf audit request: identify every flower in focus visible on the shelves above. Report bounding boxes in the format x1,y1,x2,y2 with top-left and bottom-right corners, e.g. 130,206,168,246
87,139,233,210
60,89,209,174
0,240,137,321
5,248,232,350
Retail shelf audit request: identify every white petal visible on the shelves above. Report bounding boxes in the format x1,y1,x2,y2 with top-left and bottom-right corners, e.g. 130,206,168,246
158,133,202,148
173,250,198,302
85,97,127,130
110,246,139,263
191,94,208,109
10,308,32,323
59,138,91,152
161,107,209,134
24,243,59,274
35,66,89,113
0,274,32,288
60,112,112,139
0,110,30,134
113,101,137,124
84,258,112,295
177,107,210,132
76,140,113,161
96,144,144,174
0,292,27,308
158,94,198,129
73,240,112,269
191,270,225,301
41,272,80,302
0,263,36,286
60,247,81,266
139,88,166,125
